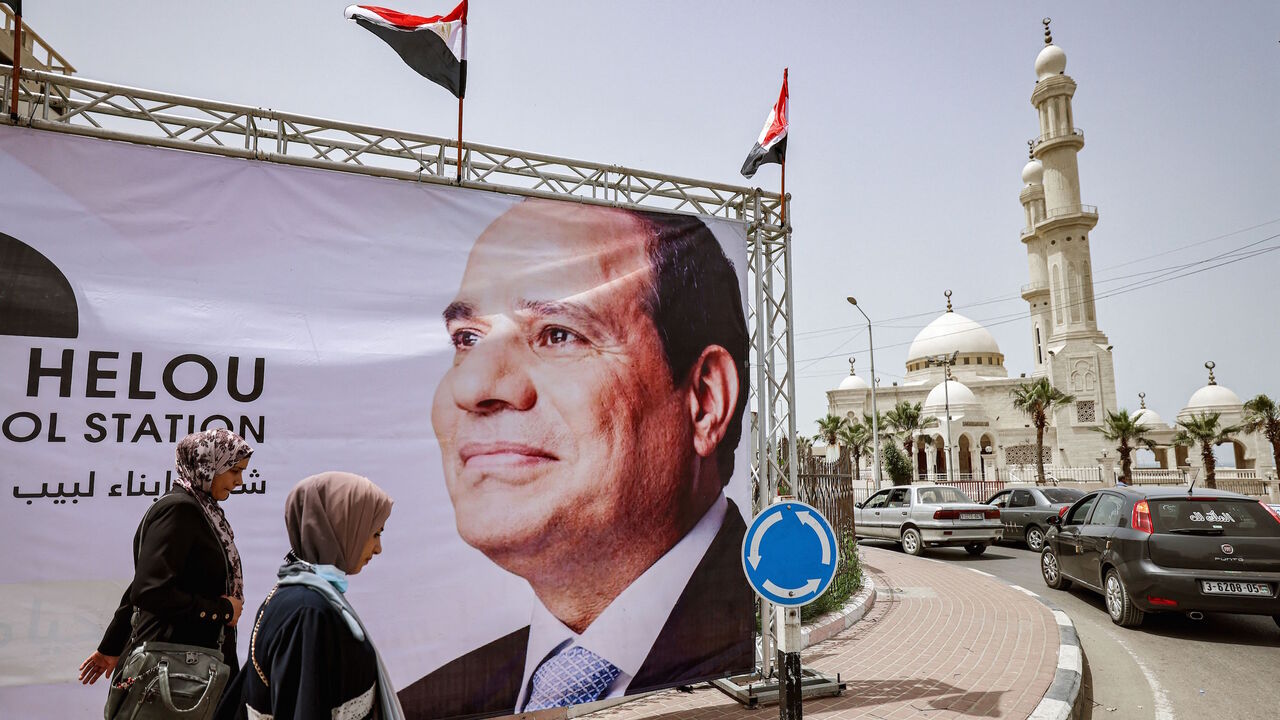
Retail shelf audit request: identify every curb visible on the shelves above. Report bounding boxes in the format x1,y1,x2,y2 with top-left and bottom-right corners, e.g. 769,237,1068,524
800,573,877,649
965,568,1084,720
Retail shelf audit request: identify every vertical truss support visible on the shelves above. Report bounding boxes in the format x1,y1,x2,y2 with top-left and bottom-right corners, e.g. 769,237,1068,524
747,191,797,681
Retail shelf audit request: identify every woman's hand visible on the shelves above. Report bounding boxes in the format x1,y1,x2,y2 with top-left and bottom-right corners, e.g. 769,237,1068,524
78,651,118,685
223,595,244,626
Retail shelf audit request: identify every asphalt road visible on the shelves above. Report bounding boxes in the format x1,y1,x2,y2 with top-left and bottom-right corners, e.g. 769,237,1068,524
859,539,1280,720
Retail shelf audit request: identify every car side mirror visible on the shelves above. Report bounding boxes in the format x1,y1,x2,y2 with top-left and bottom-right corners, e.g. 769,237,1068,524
856,501,865,509
1046,515,1061,526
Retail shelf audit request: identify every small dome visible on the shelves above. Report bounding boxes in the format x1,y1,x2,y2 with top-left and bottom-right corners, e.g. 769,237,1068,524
1133,408,1166,428
838,374,869,391
1183,384,1243,414
1036,44,1067,80
1022,159,1044,185
923,379,982,420
907,311,1002,364
836,357,869,391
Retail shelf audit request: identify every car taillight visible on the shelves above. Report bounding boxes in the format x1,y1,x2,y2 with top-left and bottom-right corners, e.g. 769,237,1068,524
1262,502,1280,526
1132,500,1154,534
985,508,1000,519
934,509,959,520
1058,505,1070,519
1146,596,1178,607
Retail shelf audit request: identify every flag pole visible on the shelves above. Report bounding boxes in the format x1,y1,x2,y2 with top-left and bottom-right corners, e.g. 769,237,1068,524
8,3,21,121
455,7,466,183
456,96,463,182
779,68,787,226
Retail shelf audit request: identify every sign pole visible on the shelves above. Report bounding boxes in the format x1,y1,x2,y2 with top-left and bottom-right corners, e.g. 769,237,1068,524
776,605,803,720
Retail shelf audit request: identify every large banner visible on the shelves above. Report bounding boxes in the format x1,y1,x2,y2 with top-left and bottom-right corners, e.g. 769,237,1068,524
0,125,754,718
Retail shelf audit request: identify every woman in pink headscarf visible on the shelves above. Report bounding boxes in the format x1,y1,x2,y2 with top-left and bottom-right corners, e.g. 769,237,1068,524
215,471,403,720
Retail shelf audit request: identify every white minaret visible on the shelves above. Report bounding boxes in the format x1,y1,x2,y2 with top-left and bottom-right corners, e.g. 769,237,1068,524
1019,19,1118,466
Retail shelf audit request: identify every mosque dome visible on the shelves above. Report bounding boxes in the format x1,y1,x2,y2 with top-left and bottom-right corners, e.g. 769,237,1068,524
1178,363,1243,421
1182,385,1243,414
1133,408,1166,428
1035,44,1067,80
1133,393,1167,428
1022,158,1044,185
907,310,1002,365
923,379,984,422
837,357,869,391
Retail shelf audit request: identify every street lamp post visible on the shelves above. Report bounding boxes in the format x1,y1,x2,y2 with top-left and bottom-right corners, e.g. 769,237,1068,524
846,297,882,491
927,351,959,483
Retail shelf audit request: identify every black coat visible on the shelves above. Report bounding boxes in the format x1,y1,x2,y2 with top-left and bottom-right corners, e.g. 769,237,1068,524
98,489,240,672
397,502,755,720
214,584,381,720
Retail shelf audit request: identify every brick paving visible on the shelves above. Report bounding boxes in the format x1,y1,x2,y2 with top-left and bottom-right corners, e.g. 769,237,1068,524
587,545,1058,720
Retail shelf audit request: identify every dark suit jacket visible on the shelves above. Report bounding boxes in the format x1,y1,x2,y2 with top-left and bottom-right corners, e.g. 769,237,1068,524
398,501,755,720
98,490,240,671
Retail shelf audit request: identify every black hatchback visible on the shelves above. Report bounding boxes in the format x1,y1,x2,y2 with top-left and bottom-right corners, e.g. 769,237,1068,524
1040,486,1280,628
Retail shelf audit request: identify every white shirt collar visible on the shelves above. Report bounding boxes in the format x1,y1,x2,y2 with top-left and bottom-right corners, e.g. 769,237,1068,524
516,493,729,709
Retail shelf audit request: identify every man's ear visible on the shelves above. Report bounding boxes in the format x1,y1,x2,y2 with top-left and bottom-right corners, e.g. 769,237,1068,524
686,345,740,458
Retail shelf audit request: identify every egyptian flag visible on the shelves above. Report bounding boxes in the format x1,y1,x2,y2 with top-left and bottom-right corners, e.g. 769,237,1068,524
345,2,467,98
740,70,789,179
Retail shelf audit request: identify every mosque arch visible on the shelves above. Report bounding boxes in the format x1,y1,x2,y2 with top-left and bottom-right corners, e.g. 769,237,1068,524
958,435,973,475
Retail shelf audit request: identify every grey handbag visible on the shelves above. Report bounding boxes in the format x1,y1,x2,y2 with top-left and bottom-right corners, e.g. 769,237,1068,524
104,496,231,720
104,640,230,720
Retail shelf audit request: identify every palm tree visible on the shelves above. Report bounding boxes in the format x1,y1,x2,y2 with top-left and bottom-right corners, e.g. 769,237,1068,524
814,414,848,461
1173,412,1243,489
837,422,873,484
1242,394,1280,476
1010,377,1077,485
1093,409,1156,485
885,400,937,482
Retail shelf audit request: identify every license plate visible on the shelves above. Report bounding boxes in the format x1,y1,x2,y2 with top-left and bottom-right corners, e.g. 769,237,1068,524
1200,581,1272,596
960,512,983,520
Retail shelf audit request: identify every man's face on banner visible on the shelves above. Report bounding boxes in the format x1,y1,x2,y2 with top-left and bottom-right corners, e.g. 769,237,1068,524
432,201,694,574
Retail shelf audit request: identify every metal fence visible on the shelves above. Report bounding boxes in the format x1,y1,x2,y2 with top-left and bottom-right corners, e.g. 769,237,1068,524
795,474,860,540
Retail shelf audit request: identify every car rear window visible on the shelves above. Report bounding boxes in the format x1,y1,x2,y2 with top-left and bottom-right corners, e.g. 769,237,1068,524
1042,488,1083,503
919,487,973,504
1150,498,1280,537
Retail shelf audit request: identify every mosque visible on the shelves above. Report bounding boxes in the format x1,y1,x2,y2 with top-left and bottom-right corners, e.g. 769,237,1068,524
825,22,1276,483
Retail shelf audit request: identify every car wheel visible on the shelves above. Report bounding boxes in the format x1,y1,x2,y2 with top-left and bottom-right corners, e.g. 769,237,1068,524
1025,525,1045,552
1104,569,1145,627
900,527,923,556
964,543,987,556
1041,548,1071,590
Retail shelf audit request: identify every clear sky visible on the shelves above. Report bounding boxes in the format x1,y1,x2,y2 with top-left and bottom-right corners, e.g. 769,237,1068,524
23,1,1280,438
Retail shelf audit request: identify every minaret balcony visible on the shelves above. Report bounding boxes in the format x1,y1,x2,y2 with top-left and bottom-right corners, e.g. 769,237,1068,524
1031,127,1084,154
1021,281,1049,300
1034,203,1098,235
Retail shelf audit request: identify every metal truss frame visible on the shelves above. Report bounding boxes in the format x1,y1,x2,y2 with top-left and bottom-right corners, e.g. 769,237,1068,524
2,62,799,674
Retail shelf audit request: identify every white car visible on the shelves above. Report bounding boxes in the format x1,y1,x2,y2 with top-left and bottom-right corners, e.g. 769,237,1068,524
855,484,1004,556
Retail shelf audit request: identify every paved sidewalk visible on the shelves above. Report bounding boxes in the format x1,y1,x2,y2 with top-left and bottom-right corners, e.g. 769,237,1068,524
585,545,1061,720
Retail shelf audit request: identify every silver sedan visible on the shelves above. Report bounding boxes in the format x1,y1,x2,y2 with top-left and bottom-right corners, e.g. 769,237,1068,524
854,484,1004,556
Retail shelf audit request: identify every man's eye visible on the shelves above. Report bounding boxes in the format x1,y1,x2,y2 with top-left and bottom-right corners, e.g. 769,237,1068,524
450,329,481,348
542,327,582,346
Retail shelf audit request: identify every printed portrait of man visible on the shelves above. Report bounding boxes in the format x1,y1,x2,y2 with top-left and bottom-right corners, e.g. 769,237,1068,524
398,198,755,719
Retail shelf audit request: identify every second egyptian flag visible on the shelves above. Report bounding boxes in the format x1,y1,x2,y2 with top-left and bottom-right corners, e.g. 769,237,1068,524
345,2,468,98
740,70,788,179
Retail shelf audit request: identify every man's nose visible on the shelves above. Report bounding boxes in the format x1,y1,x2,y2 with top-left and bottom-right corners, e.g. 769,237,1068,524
450,328,537,412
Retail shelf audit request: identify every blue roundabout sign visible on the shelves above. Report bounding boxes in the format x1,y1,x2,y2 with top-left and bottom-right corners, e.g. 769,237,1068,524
741,500,839,607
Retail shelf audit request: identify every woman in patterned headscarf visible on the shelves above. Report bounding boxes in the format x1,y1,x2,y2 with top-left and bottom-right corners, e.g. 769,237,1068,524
215,471,402,720
79,429,255,688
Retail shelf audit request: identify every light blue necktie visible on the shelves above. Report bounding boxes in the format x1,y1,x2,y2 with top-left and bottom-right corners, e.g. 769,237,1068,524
523,645,621,711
